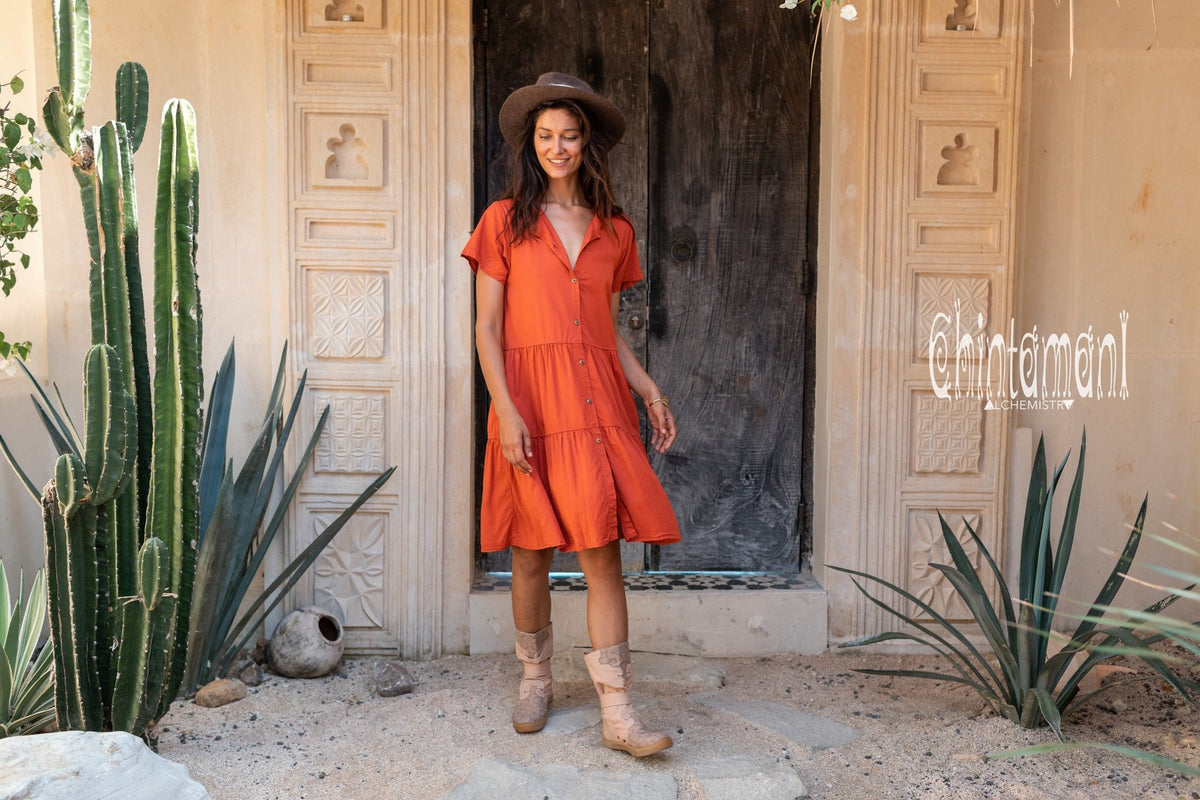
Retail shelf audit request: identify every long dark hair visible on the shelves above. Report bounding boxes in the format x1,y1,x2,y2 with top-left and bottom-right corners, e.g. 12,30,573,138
501,99,619,243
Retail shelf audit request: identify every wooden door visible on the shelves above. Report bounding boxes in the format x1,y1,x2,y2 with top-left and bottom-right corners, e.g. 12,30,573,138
474,1,816,574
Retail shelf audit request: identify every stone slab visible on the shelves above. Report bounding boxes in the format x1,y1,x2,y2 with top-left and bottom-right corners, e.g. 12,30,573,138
471,585,828,656
446,757,677,800
539,697,659,736
539,703,599,736
693,756,809,800
693,692,862,749
0,730,210,799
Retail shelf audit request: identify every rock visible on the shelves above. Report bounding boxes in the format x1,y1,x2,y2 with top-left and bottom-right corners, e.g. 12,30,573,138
0,730,209,799
693,692,862,749
252,637,270,665
236,660,264,687
374,660,416,697
268,606,344,678
195,677,248,708
693,756,808,800
447,757,676,799
224,649,264,687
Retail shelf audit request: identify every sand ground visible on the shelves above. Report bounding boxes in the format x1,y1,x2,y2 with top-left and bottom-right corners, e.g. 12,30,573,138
157,649,1200,800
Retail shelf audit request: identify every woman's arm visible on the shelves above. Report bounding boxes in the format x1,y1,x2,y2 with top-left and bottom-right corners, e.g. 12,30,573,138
611,293,677,454
476,271,533,474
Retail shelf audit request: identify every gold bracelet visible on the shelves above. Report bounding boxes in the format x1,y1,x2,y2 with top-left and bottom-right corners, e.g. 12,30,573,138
649,396,670,410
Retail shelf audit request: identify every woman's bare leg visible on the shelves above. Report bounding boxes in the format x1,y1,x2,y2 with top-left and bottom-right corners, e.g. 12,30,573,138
576,540,628,649
511,545,554,631
577,540,671,756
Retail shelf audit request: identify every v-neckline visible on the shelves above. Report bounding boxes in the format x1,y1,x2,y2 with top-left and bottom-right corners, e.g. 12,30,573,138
541,210,597,271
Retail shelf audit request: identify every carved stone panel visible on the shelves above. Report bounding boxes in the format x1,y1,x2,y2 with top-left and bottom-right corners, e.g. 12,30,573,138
915,64,1009,104
311,389,388,474
311,509,388,628
909,215,1003,256
295,209,396,251
295,53,395,95
305,267,388,360
918,122,1000,198
302,0,387,34
914,272,990,360
920,0,1002,42
300,109,387,193
906,508,990,621
912,392,983,474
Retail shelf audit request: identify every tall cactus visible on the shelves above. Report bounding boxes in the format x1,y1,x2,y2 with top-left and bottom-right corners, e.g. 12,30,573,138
36,0,203,741
148,99,202,714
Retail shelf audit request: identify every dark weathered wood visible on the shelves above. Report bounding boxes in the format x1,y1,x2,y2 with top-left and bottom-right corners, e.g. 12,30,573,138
476,0,649,572
647,2,814,571
472,0,815,574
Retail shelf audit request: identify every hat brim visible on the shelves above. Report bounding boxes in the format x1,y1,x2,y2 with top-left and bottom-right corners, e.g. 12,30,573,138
498,84,626,150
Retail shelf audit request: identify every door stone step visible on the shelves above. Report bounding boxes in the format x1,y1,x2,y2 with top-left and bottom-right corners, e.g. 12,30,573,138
469,571,827,656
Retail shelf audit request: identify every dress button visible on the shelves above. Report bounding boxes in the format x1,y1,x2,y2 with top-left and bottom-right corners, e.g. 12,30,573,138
586,398,593,404
573,320,580,326
595,437,602,444
578,359,585,365
571,278,578,284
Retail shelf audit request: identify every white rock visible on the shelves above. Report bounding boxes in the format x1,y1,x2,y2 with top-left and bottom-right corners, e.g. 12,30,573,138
0,730,210,799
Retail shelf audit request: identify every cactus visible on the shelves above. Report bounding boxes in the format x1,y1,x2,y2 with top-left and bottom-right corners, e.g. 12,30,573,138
28,0,203,741
114,62,148,154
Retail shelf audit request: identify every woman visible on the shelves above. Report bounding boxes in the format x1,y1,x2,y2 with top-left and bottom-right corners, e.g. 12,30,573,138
462,73,681,758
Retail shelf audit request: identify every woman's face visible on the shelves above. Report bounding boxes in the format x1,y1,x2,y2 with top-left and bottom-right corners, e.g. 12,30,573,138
533,107,585,181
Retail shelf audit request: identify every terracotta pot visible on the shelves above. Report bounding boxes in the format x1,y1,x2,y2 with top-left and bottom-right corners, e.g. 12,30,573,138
268,606,344,678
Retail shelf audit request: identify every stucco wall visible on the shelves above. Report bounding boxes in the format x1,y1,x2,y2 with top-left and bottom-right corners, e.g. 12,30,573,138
0,0,52,579
0,1,275,576
1018,1,1200,611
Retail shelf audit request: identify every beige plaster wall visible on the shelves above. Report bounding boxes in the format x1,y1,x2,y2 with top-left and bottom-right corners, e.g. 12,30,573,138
0,1,275,574
1018,1,1200,611
0,0,52,579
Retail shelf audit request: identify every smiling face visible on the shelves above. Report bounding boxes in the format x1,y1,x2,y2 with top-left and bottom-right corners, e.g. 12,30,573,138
533,107,585,182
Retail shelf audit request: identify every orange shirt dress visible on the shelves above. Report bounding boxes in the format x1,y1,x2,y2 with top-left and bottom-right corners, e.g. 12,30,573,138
463,199,682,553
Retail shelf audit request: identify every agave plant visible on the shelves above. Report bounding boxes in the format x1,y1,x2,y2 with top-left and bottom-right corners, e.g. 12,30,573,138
183,342,395,693
0,560,55,737
989,517,1200,772
831,430,1194,740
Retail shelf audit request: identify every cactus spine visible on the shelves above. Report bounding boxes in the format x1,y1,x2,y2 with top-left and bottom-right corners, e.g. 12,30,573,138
39,0,202,739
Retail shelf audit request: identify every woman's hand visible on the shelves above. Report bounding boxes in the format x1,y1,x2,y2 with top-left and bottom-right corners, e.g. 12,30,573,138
645,396,677,454
498,411,534,474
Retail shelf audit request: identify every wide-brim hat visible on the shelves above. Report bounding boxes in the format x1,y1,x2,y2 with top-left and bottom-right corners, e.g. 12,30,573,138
498,72,626,150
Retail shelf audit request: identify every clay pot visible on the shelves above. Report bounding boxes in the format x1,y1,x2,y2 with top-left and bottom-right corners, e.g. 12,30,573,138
268,606,344,678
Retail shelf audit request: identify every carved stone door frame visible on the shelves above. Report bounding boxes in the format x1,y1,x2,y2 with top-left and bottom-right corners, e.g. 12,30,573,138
269,0,475,659
816,0,1028,642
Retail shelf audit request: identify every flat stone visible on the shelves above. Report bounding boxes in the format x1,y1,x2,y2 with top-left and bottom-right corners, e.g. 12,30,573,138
447,757,676,800
694,692,861,749
194,677,247,708
539,702,598,735
374,660,416,697
0,730,209,799
693,756,809,800
540,697,659,736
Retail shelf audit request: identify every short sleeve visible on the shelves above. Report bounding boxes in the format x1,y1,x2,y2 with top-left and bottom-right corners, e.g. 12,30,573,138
462,201,511,284
612,215,644,292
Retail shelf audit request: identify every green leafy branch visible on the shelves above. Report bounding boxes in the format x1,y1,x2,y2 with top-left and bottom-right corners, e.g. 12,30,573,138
0,72,46,361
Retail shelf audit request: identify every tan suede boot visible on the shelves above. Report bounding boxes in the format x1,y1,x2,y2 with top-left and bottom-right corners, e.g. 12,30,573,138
512,623,553,733
584,642,673,757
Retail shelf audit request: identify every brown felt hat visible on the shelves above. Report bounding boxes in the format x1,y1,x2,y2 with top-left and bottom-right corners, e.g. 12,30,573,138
498,72,626,150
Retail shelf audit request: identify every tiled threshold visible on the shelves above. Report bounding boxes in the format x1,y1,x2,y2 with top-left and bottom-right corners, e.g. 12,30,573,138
469,571,827,656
